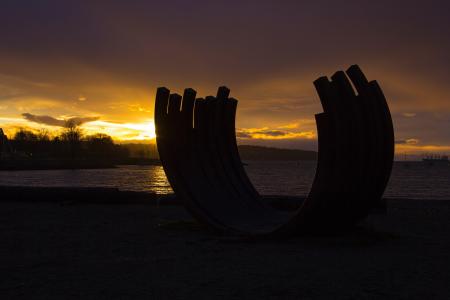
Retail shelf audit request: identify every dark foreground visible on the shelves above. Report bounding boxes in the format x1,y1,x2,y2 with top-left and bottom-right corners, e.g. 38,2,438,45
1,196,449,299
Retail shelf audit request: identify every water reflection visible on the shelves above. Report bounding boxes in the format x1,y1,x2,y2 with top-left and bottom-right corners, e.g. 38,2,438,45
146,165,172,194
0,162,449,199
0,165,173,194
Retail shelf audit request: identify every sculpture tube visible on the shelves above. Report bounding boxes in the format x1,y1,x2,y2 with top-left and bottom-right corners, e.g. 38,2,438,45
154,65,395,236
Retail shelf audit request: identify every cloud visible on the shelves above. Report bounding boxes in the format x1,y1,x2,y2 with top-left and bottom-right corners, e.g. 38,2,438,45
402,112,416,117
252,129,286,137
22,113,99,127
237,126,315,140
395,138,420,145
236,131,252,139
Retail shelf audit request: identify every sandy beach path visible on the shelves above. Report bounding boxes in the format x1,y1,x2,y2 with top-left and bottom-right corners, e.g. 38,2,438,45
1,199,449,299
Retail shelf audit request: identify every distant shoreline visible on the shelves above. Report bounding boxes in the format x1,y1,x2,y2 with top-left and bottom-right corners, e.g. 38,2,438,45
0,158,161,171
1,159,444,171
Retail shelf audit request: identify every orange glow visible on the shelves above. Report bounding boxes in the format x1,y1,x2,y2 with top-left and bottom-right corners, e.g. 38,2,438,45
82,120,156,141
0,117,156,142
2,115,450,156
237,126,316,140
395,144,450,154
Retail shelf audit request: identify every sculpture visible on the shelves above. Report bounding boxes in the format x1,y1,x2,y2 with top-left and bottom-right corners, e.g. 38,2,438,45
154,65,394,236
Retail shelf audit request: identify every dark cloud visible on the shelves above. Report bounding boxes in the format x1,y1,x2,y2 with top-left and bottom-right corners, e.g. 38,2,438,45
1,1,449,87
22,113,99,127
395,139,420,145
237,129,289,139
253,130,286,137
22,113,65,127
236,131,252,139
236,126,315,141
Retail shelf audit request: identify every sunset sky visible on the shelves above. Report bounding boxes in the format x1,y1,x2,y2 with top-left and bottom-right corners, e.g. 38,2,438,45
1,1,449,155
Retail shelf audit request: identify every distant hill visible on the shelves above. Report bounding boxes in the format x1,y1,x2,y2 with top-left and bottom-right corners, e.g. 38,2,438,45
238,145,317,161
119,143,317,161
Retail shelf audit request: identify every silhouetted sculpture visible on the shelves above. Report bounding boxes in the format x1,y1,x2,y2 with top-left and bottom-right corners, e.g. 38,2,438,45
155,65,395,236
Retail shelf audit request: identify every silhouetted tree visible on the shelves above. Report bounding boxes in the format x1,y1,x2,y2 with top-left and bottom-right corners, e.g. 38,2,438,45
7,127,131,164
85,133,114,158
61,120,82,159
37,129,50,142
13,129,38,155
14,129,37,143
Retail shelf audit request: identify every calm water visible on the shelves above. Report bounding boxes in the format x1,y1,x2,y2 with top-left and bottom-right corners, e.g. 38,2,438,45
0,162,449,200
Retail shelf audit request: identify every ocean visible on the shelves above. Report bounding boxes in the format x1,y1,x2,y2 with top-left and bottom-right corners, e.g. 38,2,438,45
0,161,449,200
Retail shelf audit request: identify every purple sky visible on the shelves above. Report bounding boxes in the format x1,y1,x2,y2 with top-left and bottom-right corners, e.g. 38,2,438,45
1,0,449,152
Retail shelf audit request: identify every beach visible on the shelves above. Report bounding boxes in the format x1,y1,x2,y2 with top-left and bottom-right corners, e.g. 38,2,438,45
1,194,449,299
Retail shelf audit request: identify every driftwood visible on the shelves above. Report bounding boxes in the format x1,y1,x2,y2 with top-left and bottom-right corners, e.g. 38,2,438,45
154,65,394,236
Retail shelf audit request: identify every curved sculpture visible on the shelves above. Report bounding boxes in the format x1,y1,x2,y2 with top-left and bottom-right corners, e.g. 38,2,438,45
155,65,395,236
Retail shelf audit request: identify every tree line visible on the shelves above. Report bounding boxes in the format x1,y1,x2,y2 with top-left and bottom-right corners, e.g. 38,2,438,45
6,122,129,161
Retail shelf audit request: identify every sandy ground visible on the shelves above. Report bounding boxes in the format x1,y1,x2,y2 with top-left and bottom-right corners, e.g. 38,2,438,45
1,199,449,300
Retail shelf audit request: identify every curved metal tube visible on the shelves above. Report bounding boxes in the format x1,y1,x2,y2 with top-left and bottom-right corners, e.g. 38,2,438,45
154,65,395,236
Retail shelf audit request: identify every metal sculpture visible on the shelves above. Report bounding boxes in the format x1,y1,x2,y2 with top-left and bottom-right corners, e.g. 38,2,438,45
154,65,394,236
